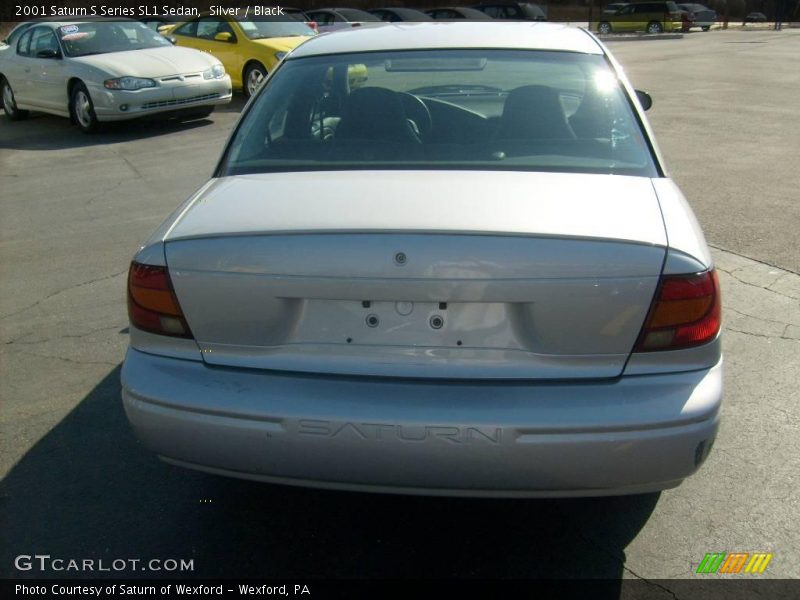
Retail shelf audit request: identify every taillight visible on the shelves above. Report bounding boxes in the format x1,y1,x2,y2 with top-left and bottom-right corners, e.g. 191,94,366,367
127,262,192,338
635,269,721,352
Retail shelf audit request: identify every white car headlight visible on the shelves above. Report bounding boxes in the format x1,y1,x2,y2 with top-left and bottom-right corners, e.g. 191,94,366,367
203,64,226,80
104,77,157,91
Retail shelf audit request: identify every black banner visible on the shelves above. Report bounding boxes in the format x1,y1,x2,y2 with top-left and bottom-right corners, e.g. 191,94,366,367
0,0,563,23
3,1,440,23
5,579,800,600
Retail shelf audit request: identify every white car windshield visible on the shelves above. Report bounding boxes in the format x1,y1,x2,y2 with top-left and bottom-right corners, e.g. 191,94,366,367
57,21,172,57
222,49,658,177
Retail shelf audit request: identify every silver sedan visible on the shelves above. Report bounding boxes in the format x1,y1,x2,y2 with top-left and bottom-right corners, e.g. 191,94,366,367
122,22,722,497
0,19,232,132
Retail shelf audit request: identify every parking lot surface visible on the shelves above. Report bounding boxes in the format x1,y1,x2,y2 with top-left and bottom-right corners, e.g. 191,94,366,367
1,29,799,583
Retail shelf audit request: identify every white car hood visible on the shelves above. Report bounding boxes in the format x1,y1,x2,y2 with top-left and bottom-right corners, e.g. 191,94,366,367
70,46,216,77
165,170,667,246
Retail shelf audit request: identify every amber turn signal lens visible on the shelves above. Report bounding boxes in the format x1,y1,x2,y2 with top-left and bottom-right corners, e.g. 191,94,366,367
635,269,721,351
127,262,192,338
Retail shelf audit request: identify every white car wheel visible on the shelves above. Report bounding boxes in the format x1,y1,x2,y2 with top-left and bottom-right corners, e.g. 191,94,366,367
1,78,29,120
71,83,99,133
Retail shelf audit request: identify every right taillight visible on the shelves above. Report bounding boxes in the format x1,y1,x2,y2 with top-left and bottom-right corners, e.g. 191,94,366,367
127,261,192,338
635,269,721,352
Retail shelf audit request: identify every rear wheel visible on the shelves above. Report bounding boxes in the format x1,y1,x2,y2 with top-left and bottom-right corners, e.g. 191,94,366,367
70,82,99,133
243,62,267,98
598,21,613,34
1,77,29,120
647,21,664,33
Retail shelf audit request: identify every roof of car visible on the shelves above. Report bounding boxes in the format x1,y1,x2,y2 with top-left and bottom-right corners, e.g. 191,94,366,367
290,22,602,58
426,7,494,17
371,7,432,16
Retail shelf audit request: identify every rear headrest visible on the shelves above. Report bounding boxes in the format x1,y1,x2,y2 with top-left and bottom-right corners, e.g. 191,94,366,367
495,85,575,141
336,87,421,143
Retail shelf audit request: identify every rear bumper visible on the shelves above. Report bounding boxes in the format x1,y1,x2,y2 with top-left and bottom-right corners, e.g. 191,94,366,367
121,349,722,497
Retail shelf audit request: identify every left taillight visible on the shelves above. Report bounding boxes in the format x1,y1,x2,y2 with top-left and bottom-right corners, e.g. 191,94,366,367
127,262,192,338
634,269,721,352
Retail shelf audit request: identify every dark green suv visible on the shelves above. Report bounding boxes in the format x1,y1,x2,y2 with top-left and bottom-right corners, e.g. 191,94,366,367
596,1,683,34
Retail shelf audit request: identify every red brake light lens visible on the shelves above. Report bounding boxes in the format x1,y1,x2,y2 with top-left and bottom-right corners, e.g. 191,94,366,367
127,262,192,338
635,269,721,352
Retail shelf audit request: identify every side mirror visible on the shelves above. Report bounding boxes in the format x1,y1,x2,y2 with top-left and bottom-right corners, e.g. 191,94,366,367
635,89,653,111
164,35,177,45
36,48,61,59
214,32,233,43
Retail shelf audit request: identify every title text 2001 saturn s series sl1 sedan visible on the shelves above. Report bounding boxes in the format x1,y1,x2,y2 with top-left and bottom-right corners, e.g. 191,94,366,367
122,22,722,497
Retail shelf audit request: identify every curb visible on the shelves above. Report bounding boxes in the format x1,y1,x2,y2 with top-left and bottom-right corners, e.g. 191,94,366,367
597,33,684,41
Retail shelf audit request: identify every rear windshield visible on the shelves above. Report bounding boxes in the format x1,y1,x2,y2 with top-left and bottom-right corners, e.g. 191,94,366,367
522,4,547,18
221,49,658,177
235,18,316,39
338,9,381,21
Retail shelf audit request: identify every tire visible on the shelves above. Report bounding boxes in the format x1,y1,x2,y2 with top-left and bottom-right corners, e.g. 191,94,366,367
647,21,664,34
243,62,267,98
597,22,613,34
70,82,99,133
1,76,29,121
702,25,710,31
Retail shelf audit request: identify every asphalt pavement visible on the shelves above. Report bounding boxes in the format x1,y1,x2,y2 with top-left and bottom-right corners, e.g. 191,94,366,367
0,28,798,585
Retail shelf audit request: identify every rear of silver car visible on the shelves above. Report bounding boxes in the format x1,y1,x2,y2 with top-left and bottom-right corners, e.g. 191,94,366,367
121,175,722,497
121,28,722,496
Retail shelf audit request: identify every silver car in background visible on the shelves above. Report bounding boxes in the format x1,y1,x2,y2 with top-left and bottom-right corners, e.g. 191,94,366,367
122,23,722,497
677,3,717,30
0,19,232,132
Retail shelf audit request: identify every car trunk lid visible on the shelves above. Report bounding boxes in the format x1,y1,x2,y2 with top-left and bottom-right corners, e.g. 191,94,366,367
164,171,666,379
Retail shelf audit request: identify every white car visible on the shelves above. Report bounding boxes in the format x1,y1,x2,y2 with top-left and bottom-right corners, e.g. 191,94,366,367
122,23,722,497
0,19,232,132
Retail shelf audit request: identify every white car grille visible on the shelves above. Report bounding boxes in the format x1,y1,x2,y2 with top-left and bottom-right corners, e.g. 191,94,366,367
141,93,220,110
160,74,203,82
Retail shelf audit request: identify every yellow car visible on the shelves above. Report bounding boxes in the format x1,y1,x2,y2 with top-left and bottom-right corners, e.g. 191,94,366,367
595,2,684,34
162,15,315,97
